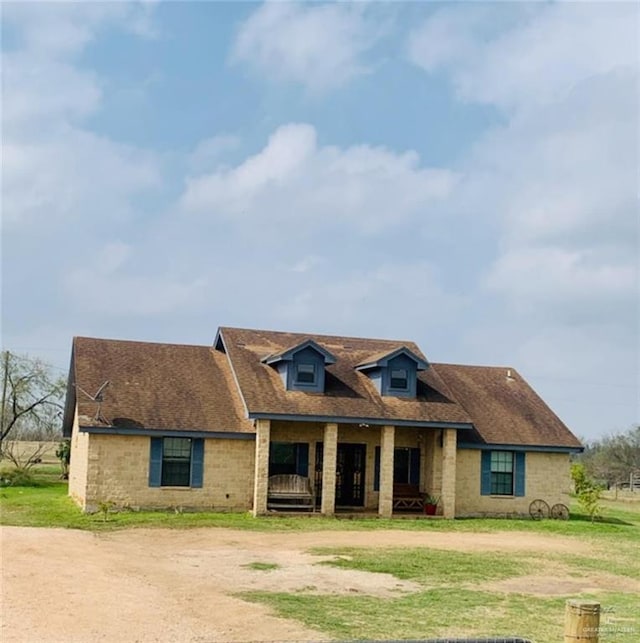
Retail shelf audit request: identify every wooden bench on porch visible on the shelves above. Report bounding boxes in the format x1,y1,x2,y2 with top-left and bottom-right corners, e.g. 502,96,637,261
267,474,315,511
392,483,424,511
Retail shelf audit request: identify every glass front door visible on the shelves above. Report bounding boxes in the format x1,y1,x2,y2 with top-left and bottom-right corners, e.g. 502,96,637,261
315,442,367,507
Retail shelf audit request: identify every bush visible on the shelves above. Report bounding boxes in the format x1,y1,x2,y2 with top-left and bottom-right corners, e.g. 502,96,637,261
0,468,38,487
571,462,603,521
56,439,71,479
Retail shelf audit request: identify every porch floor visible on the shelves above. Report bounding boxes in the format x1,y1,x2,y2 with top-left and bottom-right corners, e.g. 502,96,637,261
264,509,444,520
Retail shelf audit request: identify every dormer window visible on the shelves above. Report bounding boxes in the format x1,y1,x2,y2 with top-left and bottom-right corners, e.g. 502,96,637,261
390,369,408,390
295,363,316,385
262,339,336,393
356,346,429,398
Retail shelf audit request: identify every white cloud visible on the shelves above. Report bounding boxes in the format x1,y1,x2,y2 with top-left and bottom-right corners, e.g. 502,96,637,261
2,4,162,230
2,2,158,57
408,3,638,113
65,258,208,317
2,127,159,229
181,123,457,233
274,261,466,340
408,2,639,437
486,247,636,317
231,2,386,92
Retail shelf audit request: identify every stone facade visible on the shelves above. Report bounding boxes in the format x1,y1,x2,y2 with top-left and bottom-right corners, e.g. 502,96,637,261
68,411,89,508
252,419,271,516
378,425,395,518
69,430,254,513
441,428,457,519
454,449,572,517
68,415,571,517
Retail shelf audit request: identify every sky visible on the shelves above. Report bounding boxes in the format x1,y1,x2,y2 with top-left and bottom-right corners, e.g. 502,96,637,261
1,1,638,442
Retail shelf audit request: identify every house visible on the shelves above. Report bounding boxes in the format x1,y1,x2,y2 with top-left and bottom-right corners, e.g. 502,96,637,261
62,327,583,517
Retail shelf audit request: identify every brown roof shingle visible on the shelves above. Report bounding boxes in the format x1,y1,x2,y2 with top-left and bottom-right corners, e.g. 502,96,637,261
218,327,471,426
432,363,582,448
69,337,253,433
64,327,582,449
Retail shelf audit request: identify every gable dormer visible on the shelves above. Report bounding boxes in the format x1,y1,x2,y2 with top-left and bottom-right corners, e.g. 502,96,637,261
356,346,428,398
262,339,337,393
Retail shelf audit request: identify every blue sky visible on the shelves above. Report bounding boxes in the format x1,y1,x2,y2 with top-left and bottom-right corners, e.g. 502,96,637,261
2,1,638,441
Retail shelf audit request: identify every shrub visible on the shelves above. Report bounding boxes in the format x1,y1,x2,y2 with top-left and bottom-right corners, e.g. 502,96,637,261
0,468,38,487
572,462,603,521
55,439,71,479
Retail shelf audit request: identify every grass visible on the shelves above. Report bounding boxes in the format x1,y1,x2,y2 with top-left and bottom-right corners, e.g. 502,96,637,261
243,589,639,642
3,465,640,641
239,497,640,642
313,547,530,584
3,466,640,539
243,561,281,571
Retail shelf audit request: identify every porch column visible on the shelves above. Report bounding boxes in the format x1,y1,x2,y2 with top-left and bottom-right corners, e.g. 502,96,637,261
379,425,395,518
252,418,271,517
321,423,338,515
441,428,457,519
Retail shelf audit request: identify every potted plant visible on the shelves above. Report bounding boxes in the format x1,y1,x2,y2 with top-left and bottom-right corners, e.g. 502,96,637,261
423,493,440,516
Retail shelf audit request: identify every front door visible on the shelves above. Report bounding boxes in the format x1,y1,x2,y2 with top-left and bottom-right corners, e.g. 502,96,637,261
336,443,366,506
315,442,367,507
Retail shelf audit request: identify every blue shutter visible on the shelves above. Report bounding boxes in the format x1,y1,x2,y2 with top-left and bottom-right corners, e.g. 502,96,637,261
480,450,492,496
374,446,381,491
409,448,421,485
190,438,204,488
149,438,163,487
296,443,309,477
514,452,526,497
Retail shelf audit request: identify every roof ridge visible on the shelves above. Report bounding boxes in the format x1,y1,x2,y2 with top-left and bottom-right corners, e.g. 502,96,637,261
220,326,420,347
74,336,211,350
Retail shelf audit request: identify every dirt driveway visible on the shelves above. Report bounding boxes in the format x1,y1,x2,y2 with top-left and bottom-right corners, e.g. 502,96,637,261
1,526,594,643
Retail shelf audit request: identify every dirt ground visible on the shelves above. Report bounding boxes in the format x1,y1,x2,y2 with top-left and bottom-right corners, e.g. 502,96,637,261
1,526,602,643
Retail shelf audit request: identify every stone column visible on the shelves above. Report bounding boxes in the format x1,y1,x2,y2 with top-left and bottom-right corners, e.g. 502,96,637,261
441,428,457,519
379,425,395,518
252,418,271,517
321,423,338,515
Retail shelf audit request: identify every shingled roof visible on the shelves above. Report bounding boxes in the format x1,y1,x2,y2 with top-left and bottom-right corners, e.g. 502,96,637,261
64,337,253,434
216,327,471,427
433,364,582,449
63,327,581,450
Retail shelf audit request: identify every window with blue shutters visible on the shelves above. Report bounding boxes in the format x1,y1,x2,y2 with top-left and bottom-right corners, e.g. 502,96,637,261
148,437,204,488
480,450,526,496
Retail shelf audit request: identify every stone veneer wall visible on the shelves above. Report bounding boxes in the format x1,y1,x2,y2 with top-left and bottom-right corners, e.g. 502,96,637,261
69,420,571,517
71,432,255,513
68,411,90,509
455,449,572,517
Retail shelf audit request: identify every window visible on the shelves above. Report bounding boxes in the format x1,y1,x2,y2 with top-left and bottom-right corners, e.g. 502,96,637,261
269,442,309,476
149,437,204,488
393,448,410,483
161,437,192,486
295,363,316,385
375,447,420,489
490,451,514,495
390,369,408,390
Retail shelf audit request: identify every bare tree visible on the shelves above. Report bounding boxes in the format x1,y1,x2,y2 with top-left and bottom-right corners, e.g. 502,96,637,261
580,425,640,489
0,351,65,469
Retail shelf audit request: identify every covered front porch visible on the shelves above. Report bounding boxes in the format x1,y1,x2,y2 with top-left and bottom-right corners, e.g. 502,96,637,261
252,419,459,519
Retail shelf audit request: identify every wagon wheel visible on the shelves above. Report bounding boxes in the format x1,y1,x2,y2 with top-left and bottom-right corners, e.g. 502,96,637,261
551,503,570,520
529,499,550,520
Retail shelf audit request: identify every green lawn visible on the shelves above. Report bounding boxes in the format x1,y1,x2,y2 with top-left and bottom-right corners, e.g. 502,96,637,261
241,495,640,642
2,466,639,641
3,467,639,538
